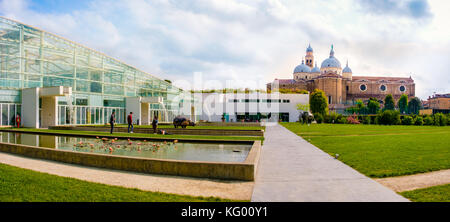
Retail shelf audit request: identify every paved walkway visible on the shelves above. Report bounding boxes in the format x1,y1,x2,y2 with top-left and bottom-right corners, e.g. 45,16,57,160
375,169,450,192
251,123,409,202
0,152,254,200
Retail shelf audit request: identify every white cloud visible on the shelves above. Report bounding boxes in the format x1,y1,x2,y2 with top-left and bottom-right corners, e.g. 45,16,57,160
0,0,449,99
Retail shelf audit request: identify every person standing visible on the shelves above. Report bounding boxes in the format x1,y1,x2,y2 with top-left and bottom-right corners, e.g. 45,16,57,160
110,110,116,134
15,114,21,128
127,112,134,133
152,116,158,134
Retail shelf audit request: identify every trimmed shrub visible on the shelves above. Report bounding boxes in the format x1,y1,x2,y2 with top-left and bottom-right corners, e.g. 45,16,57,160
329,112,339,123
424,116,434,125
337,116,348,124
377,110,400,125
433,113,448,126
401,116,414,125
414,116,423,126
314,113,324,124
362,116,371,124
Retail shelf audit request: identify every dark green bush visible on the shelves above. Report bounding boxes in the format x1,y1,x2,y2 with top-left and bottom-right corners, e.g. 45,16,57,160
362,116,371,124
433,113,448,126
314,113,324,124
401,116,414,125
414,116,424,126
337,116,347,124
376,110,400,125
424,116,434,125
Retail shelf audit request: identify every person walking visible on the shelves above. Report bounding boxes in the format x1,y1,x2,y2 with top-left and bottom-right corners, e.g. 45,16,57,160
127,112,134,133
110,110,116,134
152,116,158,134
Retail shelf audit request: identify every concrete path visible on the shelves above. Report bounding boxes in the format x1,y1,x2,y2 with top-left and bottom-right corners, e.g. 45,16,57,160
251,123,409,202
375,169,450,192
0,152,253,200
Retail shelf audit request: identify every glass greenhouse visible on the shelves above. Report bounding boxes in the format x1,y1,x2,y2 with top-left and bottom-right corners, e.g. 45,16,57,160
0,16,192,126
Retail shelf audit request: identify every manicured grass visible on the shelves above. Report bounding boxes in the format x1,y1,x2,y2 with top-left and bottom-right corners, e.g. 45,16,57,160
281,123,450,178
0,163,241,202
79,124,265,131
2,128,263,142
400,184,450,202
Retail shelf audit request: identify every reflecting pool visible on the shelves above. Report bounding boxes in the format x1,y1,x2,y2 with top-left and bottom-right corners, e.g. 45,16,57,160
0,131,251,162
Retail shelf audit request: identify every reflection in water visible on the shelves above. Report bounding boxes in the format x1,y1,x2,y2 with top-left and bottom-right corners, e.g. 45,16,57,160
0,132,251,162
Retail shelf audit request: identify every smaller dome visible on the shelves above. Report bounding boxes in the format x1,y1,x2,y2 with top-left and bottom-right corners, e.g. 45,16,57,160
343,61,352,73
311,62,320,73
306,44,313,53
293,59,311,73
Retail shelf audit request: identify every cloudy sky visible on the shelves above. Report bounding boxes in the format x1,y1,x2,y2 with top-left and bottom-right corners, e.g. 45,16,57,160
1,0,449,99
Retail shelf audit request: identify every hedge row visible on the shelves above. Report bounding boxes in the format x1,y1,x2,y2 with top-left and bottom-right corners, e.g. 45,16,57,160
311,111,449,126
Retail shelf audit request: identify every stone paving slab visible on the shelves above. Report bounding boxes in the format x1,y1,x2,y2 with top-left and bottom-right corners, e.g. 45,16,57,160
0,152,254,200
251,123,409,202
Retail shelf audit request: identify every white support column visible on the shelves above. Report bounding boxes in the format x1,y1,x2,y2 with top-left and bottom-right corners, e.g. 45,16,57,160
141,103,149,125
41,96,58,128
125,97,141,125
22,88,39,128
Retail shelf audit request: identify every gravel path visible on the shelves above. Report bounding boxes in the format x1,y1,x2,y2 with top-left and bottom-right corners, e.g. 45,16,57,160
0,152,253,200
375,169,450,192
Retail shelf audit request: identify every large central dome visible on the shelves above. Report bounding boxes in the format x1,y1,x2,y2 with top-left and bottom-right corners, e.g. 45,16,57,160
321,45,341,69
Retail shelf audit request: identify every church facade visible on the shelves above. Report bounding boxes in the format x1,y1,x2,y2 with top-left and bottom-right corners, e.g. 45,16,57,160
267,44,415,112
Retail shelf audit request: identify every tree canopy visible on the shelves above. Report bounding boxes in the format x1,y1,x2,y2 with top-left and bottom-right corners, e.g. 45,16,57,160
310,89,328,116
384,94,395,110
398,94,408,114
408,97,422,115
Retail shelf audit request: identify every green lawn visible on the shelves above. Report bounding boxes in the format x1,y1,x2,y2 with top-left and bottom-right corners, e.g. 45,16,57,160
2,128,263,142
0,163,241,202
400,184,450,202
281,123,450,178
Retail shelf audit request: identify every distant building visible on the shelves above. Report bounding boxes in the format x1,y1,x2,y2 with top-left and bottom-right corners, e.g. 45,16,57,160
421,93,450,114
199,93,309,122
267,44,416,113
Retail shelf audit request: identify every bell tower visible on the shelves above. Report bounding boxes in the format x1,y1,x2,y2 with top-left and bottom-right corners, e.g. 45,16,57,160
305,43,314,69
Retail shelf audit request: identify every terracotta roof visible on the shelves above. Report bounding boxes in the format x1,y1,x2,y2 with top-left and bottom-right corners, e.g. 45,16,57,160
430,93,450,99
352,76,414,83
274,79,295,84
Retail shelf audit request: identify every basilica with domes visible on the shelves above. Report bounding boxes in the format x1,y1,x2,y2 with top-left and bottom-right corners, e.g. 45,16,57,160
267,44,416,112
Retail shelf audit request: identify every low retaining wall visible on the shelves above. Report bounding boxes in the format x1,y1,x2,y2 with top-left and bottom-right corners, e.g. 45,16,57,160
49,126,264,137
0,140,261,181
197,122,262,127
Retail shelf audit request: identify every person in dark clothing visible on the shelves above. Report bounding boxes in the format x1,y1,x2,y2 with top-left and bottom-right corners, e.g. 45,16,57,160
110,110,116,134
152,116,158,134
127,112,134,133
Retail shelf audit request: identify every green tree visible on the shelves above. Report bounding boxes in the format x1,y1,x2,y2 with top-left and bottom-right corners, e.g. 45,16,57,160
384,94,395,110
367,98,380,114
408,97,422,114
310,89,328,116
398,94,408,114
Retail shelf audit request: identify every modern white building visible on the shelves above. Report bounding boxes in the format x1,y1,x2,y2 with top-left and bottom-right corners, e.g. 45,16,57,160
198,93,309,122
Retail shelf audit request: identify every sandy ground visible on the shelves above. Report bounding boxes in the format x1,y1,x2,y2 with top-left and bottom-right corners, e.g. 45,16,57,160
0,152,254,200
375,169,450,192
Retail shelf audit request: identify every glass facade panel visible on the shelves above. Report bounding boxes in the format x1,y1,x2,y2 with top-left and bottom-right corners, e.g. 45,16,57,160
0,17,194,125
